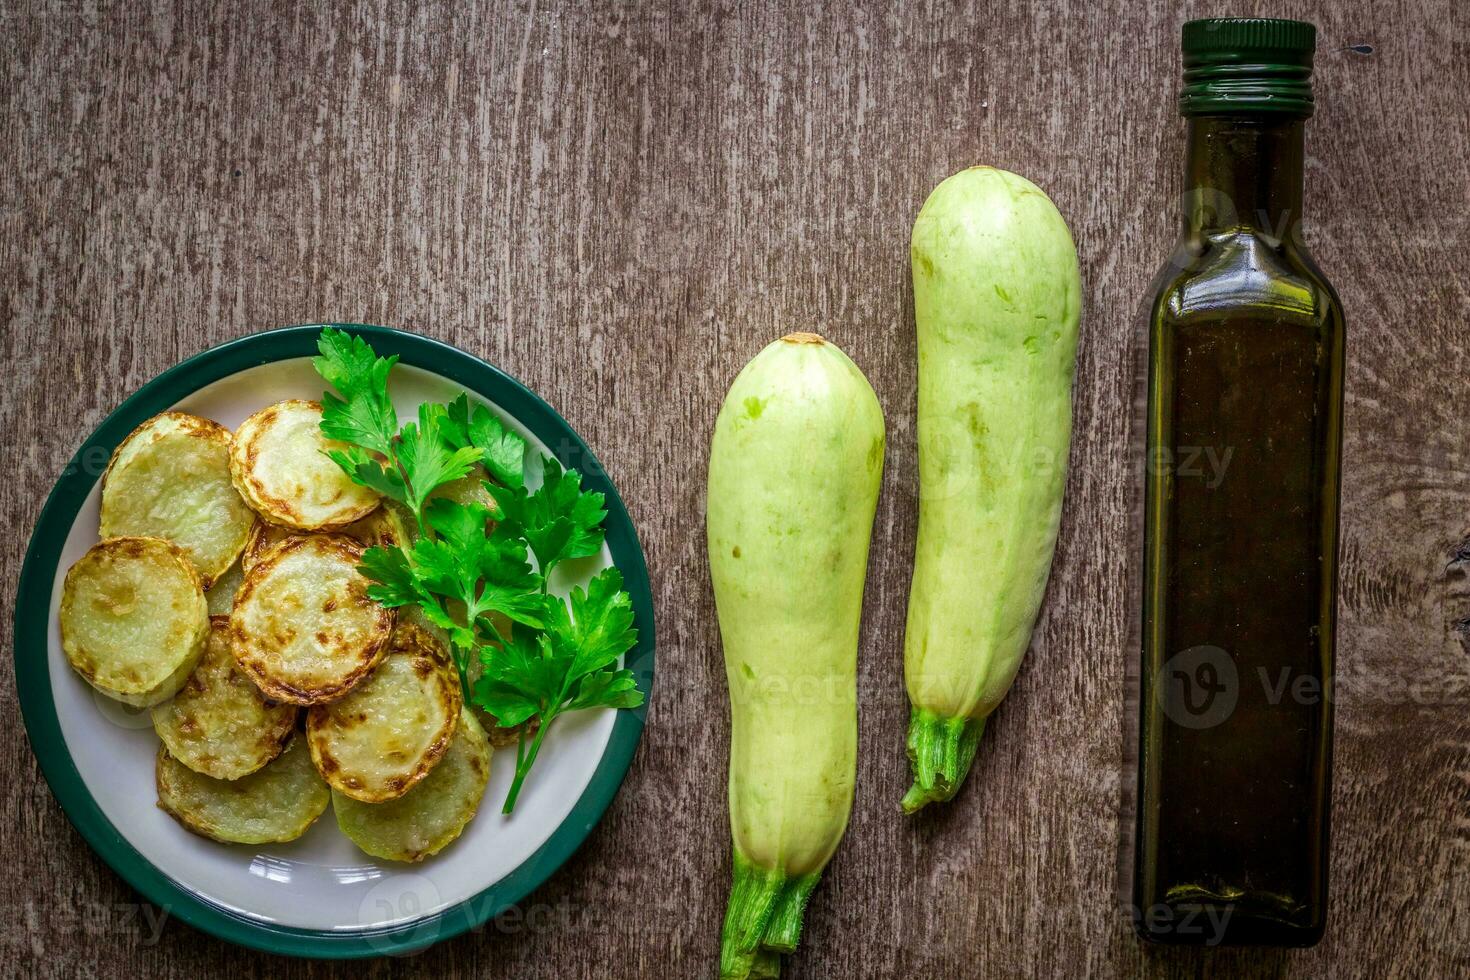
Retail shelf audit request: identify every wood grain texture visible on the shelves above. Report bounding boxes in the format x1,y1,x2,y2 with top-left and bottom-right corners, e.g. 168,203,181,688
3,0,1468,976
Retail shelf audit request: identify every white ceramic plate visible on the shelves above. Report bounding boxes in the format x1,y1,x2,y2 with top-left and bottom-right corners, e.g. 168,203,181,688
16,326,654,957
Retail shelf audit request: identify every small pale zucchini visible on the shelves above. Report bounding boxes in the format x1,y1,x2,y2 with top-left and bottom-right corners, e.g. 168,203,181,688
60,536,209,707
902,167,1081,812
99,412,255,587
152,616,298,780
229,534,395,704
156,736,330,844
707,333,884,979
229,399,381,531
306,622,462,802
332,708,492,862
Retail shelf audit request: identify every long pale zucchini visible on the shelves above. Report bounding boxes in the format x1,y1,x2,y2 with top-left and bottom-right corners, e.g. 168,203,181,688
902,167,1081,812
708,333,884,979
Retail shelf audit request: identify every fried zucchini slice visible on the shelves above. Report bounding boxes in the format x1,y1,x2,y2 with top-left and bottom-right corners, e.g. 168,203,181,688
430,468,499,514
370,503,413,553
381,500,420,544
60,537,209,707
206,553,247,616
240,504,407,572
152,616,298,780
333,709,491,862
391,601,536,749
307,622,462,802
240,520,292,573
156,736,329,844
228,399,381,531
230,535,394,704
99,413,255,587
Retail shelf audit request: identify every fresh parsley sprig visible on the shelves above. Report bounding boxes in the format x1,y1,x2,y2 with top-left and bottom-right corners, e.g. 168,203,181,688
313,327,644,814
315,333,483,529
488,458,608,578
475,567,644,810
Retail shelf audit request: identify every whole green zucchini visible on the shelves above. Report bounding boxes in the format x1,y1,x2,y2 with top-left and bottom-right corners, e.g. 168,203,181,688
902,167,1081,813
707,333,885,979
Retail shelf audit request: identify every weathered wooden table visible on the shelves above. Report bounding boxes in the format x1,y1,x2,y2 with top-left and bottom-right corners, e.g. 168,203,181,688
3,1,1466,976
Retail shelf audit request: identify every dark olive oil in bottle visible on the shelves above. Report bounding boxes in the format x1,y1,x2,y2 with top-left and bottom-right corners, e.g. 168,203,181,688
1134,19,1345,947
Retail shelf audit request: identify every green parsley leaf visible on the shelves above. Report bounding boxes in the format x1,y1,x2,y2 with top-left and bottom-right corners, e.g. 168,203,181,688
325,445,409,506
542,568,637,684
568,668,644,712
475,578,552,631
444,393,528,489
396,404,483,518
417,499,548,629
474,569,639,718
422,497,495,556
474,632,563,724
472,683,541,728
473,577,643,813
523,518,576,573
315,328,399,456
487,458,607,575
414,599,479,654
358,545,423,608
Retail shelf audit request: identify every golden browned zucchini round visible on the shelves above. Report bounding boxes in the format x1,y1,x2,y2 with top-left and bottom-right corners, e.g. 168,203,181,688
240,519,293,573
99,413,255,587
229,535,394,705
228,399,381,531
156,736,329,844
332,709,492,862
393,604,534,748
240,504,407,573
151,616,298,780
205,554,246,616
346,502,410,550
429,468,499,514
306,622,462,802
59,536,209,707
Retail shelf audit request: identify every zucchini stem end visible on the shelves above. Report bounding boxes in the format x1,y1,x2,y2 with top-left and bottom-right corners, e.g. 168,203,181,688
902,706,986,813
720,850,822,979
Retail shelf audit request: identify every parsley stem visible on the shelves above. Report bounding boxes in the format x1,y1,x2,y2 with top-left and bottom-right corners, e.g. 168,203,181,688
413,590,474,706
449,640,473,706
473,611,508,649
502,712,554,813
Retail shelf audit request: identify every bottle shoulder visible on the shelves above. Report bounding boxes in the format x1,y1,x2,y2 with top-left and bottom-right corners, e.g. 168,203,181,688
1150,229,1343,329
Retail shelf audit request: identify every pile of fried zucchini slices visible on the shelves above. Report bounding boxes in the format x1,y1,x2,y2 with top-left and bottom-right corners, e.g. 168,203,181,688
59,404,493,861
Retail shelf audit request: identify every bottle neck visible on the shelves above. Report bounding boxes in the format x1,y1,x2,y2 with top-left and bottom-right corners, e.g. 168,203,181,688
1182,114,1305,241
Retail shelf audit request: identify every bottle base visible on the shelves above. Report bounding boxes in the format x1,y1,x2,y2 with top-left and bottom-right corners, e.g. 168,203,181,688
1132,903,1325,948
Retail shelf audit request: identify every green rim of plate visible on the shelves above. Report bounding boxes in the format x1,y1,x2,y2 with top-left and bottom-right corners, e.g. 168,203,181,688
13,324,655,958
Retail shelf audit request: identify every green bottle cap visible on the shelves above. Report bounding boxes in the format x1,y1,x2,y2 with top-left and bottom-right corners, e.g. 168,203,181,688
1179,18,1316,117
